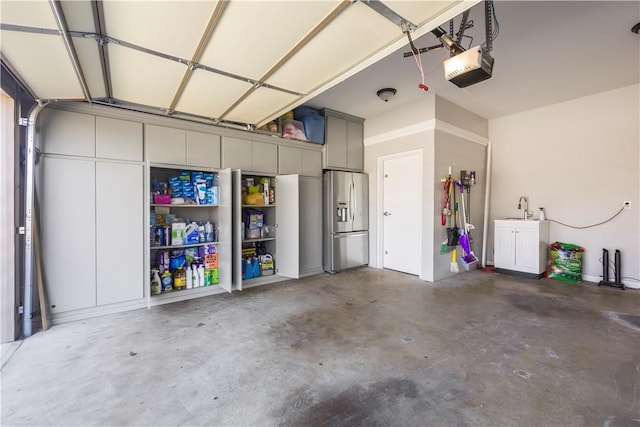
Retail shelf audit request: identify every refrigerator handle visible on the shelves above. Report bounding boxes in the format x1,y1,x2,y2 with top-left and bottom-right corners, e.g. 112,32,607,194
352,181,356,222
349,181,355,222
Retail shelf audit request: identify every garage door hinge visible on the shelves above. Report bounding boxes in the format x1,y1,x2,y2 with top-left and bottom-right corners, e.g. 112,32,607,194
18,117,29,127
16,226,25,235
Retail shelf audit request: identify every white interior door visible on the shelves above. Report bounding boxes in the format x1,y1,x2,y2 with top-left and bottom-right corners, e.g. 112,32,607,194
382,153,422,275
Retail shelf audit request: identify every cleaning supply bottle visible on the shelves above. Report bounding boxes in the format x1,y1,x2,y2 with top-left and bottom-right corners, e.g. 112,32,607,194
252,256,261,278
197,265,205,287
151,269,162,295
539,207,546,221
205,221,214,242
160,270,173,292
173,268,186,290
191,264,198,287
186,265,193,289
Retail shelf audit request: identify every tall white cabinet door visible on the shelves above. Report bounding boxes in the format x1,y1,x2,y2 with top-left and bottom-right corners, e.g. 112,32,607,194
217,168,233,293
231,170,243,290
299,177,323,275
40,157,96,313
96,162,144,305
275,175,300,279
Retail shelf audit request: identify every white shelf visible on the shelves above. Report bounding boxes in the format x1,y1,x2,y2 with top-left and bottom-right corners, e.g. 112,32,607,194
242,237,276,243
150,241,218,250
151,203,218,208
242,204,275,208
151,284,220,297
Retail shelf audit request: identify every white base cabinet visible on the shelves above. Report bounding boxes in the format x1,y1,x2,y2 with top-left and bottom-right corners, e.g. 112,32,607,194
494,220,550,277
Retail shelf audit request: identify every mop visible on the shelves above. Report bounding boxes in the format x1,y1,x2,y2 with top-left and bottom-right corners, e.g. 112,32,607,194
456,182,479,269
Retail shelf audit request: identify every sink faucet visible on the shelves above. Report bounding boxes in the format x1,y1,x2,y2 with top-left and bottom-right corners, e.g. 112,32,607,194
517,196,531,220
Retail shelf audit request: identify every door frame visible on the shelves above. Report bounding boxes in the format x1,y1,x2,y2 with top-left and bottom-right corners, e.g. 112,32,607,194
376,149,423,273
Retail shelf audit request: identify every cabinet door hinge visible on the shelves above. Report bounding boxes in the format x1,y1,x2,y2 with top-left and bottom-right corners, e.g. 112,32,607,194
18,305,24,314
18,117,29,127
16,226,25,235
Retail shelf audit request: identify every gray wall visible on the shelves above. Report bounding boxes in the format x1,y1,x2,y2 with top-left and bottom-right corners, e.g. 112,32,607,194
433,131,487,281
364,94,488,282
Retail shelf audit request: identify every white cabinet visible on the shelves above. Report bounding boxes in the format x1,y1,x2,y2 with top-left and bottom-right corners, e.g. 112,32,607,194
40,157,97,313
222,137,277,174
494,220,550,277
96,163,144,305
322,108,364,171
149,167,232,305
232,173,321,288
39,108,95,157
39,158,145,314
146,125,221,169
278,145,322,177
186,131,221,169
146,125,186,165
298,176,323,276
96,117,143,161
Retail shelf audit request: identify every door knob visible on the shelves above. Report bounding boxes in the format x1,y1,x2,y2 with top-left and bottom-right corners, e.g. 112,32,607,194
383,211,391,216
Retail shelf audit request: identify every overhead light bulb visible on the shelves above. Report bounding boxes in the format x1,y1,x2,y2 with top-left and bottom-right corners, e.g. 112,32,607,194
376,88,397,102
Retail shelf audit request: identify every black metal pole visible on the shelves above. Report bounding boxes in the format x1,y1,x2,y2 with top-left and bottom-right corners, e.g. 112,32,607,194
614,250,624,289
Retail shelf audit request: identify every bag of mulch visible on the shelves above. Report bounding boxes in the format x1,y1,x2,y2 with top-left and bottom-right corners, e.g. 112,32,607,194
546,242,585,283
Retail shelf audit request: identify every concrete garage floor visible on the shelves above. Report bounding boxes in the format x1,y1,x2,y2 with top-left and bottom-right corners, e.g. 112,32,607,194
1,268,639,426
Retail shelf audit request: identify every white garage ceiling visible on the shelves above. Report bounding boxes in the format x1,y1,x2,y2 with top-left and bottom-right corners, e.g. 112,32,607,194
308,1,640,121
0,0,481,129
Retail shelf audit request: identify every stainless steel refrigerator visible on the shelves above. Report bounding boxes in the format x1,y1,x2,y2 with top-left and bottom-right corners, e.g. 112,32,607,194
323,170,369,273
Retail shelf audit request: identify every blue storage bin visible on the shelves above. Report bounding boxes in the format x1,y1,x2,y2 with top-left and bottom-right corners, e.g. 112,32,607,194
293,106,320,120
300,114,325,144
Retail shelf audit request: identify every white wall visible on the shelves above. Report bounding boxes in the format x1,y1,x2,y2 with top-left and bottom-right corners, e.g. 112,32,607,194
488,84,639,287
1,91,16,342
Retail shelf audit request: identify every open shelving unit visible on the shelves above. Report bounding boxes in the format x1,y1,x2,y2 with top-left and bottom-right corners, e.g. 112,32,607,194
148,166,232,306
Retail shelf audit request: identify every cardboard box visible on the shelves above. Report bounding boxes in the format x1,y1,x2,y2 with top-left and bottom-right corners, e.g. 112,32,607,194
205,253,218,268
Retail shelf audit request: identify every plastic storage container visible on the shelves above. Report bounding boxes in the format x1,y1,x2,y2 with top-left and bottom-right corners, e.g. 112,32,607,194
293,105,320,120
300,114,325,144
281,119,307,141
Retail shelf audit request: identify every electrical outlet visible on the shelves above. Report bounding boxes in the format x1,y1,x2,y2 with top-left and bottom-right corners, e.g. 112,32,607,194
623,201,631,209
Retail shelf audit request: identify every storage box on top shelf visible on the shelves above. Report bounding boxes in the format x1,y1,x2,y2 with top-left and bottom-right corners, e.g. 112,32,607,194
281,119,307,141
300,114,325,144
293,105,320,120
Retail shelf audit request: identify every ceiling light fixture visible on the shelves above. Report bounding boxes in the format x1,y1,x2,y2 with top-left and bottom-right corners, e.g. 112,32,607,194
377,88,396,102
